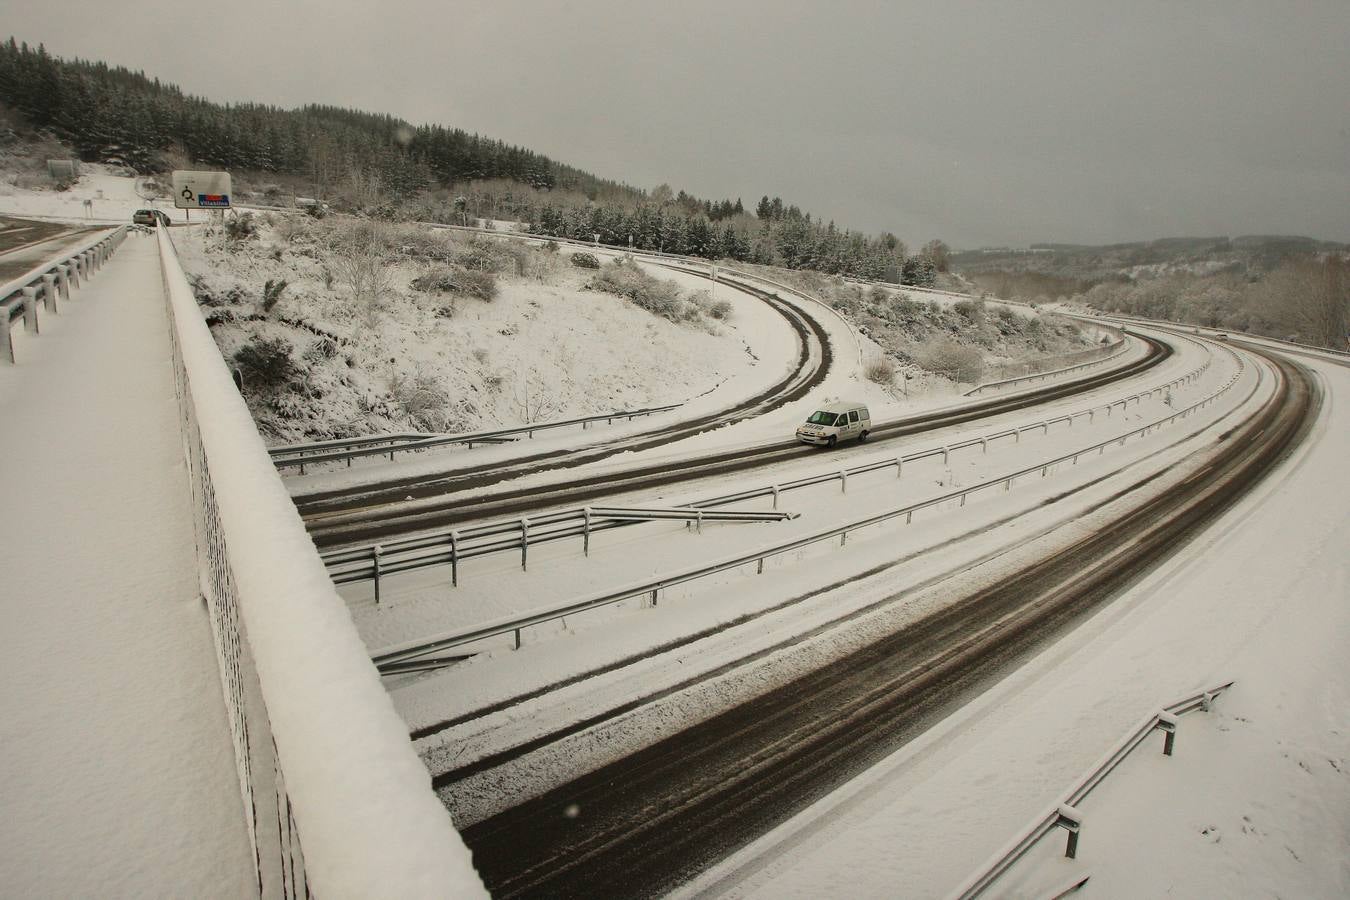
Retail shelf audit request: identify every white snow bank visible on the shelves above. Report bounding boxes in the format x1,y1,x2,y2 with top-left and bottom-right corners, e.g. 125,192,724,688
157,229,485,898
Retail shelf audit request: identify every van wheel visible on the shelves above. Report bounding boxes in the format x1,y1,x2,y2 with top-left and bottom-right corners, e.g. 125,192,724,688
858,430,869,443
827,435,837,449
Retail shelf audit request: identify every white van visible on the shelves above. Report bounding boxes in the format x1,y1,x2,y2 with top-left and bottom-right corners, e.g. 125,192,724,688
795,401,871,447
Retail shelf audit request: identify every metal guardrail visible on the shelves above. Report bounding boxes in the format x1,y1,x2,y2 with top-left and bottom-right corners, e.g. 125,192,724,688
270,403,682,471
370,347,1244,672
948,681,1236,900
1,226,126,363
331,337,1218,595
966,331,1129,397
331,505,798,604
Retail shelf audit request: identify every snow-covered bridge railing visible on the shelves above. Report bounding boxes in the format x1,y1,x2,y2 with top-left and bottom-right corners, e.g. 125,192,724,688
947,681,1235,900
1,226,126,364
156,229,484,898
269,403,682,471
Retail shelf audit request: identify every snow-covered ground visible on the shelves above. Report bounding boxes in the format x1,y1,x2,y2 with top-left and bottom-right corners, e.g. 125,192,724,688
0,165,169,224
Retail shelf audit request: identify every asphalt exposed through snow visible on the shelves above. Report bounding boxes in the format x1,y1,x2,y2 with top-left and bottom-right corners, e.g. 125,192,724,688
451,345,1316,899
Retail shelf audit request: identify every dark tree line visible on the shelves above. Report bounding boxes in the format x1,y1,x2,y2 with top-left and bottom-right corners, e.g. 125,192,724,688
0,38,635,200
0,38,946,285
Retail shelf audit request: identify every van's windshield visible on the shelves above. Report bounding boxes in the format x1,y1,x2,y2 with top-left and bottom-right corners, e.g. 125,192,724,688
806,411,838,426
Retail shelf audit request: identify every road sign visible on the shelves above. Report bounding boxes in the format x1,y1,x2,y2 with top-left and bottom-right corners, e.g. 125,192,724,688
171,170,232,209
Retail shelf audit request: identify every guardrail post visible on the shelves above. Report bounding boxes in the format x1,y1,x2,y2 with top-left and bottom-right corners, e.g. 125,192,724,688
696,509,704,534
1,318,14,364
64,260,79,290
1056,805,1083,859
1042,421,1050,435
757,557,764,575
840,470,848,494
583,507,592,556
650,588,658,607
981,437,988,453
21,287,39,334
1014,428,1022,444
942,446,950,465
56,265,71,300
1156,711,1179,755
449,531,460,587
372,545,383,605
514,628,522,650
1089,409,1095,423
40,274,58,313
771,485,781,509
520,518,530,570
896,458,903,478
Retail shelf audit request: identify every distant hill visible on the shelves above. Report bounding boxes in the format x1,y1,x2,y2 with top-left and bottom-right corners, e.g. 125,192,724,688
952,235,1349,285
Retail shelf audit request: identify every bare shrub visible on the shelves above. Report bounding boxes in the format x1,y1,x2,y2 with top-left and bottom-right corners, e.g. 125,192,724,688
330,220,394,312
395,226,456,262
709,299,733,320
916,340,985,383
389,367,450,430
865,357,896,384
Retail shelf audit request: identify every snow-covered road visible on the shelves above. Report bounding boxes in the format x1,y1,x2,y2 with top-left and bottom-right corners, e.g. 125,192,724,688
679,350,1349,899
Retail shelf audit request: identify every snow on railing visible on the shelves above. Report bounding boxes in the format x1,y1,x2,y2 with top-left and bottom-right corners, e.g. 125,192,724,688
965,327,1129,397
1,226,126,363
155,229,485,898
269,403,682,472
947,682,1235,900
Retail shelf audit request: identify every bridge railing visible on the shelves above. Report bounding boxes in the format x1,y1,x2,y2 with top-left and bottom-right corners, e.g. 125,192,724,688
1,226,126,363
156,229,484,898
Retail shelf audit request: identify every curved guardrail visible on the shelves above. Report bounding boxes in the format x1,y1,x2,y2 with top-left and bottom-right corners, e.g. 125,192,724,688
270,403,682,471
948,682,1235,899
1,226,127,363
329,334,1216,594
371,341,1244,672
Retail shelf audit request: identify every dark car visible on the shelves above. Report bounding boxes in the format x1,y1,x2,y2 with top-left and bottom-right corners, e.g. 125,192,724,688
133,208,171,227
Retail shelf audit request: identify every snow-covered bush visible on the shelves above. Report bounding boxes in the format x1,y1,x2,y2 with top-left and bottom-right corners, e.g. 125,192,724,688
234,335,300,389
224,212,258,242
916,340,984,383
865,357,896,384
410,266,498,301
390,368,450,430
590,259,687,322
570,252,600,269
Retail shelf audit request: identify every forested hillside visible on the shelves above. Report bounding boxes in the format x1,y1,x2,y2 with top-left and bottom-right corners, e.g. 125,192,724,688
0,38,947,283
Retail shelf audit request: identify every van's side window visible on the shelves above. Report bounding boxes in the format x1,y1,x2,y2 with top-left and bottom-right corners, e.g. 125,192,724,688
848,410,859,424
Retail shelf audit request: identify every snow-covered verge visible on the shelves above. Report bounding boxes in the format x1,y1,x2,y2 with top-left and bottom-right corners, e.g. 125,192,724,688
174,216,760,443
679,354,1350,899
0,162,168,224
157,230,486,897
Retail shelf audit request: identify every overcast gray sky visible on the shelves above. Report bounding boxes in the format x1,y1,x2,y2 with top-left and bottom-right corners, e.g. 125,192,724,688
7,0,1348,248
